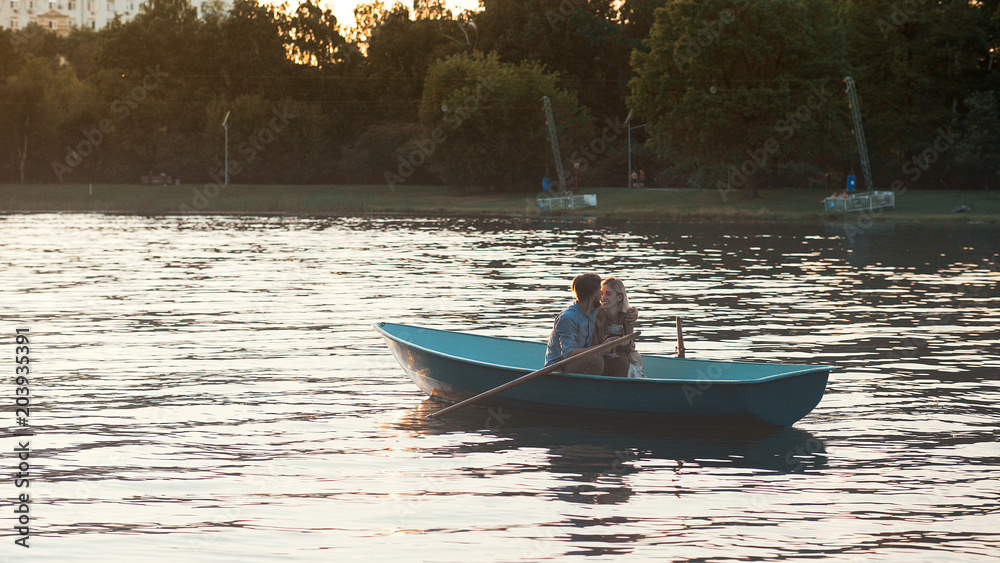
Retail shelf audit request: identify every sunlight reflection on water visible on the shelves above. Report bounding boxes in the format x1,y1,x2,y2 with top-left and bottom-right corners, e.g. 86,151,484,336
0,213,997,561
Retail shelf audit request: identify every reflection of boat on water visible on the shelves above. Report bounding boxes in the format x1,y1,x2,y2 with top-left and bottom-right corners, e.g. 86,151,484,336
375,322,832,427
389,400,828,484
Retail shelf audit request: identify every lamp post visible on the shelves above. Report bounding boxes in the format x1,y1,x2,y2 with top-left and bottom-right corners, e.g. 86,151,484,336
222,111,230,185
625,111,646,188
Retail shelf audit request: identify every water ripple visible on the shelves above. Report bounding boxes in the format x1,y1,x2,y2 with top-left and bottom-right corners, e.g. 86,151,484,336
0,214,997,561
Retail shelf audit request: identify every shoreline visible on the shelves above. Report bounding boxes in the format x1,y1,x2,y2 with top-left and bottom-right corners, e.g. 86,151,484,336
1,184,998,225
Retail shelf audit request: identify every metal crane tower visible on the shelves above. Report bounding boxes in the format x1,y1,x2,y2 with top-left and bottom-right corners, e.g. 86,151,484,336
845,77,874,192
542,96,567,193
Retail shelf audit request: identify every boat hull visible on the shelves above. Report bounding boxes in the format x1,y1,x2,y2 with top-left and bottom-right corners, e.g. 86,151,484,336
375,322,831,427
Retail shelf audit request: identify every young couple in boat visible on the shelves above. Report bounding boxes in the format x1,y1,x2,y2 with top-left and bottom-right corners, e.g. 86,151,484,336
544,273,644,378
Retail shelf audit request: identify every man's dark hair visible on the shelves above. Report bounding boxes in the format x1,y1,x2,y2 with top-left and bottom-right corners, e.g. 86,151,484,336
571,273,602,304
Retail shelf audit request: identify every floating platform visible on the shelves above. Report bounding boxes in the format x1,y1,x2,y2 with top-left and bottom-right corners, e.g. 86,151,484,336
824,190,895,213
537,194,597,210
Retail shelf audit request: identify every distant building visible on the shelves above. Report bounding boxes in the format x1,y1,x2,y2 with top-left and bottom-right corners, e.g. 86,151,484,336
1,0,228,35
35,8,70,34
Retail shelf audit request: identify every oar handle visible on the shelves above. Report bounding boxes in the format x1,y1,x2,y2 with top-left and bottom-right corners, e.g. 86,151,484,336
429,331,640,419
676,316,685,358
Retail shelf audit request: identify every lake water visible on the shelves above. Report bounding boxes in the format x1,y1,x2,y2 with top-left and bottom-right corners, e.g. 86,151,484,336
1,213,998,562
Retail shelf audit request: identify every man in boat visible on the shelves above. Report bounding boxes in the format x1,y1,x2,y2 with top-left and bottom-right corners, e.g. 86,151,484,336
545,273,605,374
545,273,637,375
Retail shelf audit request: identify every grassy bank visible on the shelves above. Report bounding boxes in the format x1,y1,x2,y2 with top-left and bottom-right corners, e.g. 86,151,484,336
1,183,998,223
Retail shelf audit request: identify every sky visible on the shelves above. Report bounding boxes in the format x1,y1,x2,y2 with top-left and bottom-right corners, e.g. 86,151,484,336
322,1,481,31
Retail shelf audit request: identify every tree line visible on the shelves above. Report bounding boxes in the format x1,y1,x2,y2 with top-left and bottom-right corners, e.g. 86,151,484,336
1,0,997,194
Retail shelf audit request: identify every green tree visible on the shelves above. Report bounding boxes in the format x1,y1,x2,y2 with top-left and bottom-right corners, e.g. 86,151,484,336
286,0,350,69
218,0,297,99
0,24,106,182
415,52,592,191
619,0,667,45
0,27,26,182
954,90,1000,188
843,0,998,187
359,2,467,121
1,56,52,183
1,54,100,183
93,0,215,180
336,120,430,183
475,0,633,125
629,0,849,199
97,0,206,77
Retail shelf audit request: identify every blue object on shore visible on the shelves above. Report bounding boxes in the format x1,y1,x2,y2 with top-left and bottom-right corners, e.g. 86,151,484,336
542,178,551,192
373,322,832,427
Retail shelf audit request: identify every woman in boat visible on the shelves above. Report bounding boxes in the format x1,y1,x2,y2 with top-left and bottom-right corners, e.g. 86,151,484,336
595,277,644,378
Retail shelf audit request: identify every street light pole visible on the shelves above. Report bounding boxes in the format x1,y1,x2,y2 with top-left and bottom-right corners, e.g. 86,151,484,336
222,111,230,186
625,111,646,188
626,111,632,188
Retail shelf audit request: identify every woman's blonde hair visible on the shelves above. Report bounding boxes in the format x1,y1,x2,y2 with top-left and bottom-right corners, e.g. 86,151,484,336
601,277,630,316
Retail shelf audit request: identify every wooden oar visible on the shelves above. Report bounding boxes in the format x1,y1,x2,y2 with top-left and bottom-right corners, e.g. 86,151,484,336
428,331,639,419
676,316,685,358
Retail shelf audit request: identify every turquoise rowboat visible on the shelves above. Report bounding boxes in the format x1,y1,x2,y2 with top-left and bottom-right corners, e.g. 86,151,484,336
374,322,833,427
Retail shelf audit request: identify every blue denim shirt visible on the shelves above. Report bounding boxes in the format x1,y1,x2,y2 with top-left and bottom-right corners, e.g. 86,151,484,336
545,302,598,366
